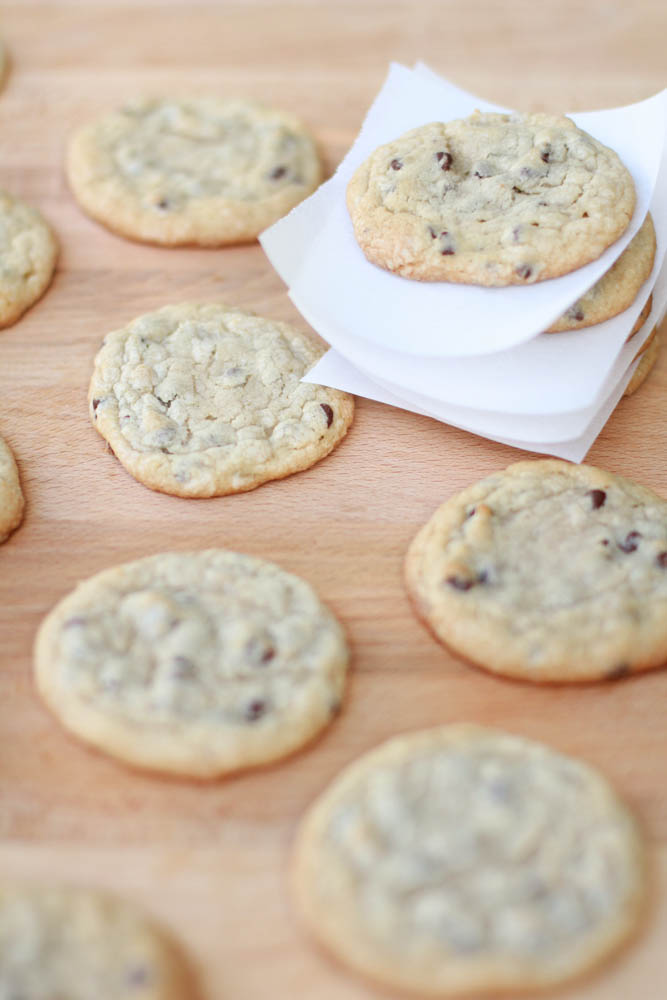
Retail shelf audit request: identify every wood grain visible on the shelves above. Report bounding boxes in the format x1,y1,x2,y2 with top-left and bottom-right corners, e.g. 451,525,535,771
0,3,666,997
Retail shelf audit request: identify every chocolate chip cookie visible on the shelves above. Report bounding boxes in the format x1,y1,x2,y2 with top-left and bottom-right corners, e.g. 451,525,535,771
67,98,322,245
35,549,349,777
0,190,58,328
625,327,660,397
89,302,354,497
293,725,645,996
546,215,655,333
0,884,194,998
405,460,667,682
347,113,635,285
0,432,24,542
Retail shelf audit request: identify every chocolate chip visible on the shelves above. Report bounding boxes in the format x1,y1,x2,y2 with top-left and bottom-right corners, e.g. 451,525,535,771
156,396,171,409
126,964,152,987
465,507,476,520
606,664,630,681
446,571,487,591
657,551,667,567
441,247,455,256
428,226,437,239
516,265,532,280
512,227,521,242
618,531,642,553
270,165,287,180
320,403,334,427
246,699,267,722
588,489,606,510
92,398,101,412
156,198,170,211
566,306,585,322
390,158,402,170
436,151,453,170
601,538,610,547
171,655,195,679
582,211,589,218
540,146,551,163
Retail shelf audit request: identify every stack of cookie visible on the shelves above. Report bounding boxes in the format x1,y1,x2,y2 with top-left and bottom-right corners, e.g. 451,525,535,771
262,63,667,461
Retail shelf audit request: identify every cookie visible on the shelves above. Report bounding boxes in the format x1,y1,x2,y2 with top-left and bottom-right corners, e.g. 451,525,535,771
0,884,193,998
67,98,322,246
34,549,349,777
347,112,635,285
0,433,24,542
624,328,660,397
293,724,645,997
89,302,354,498
0,190,58,328
546,214,655,333
624,292,653,342
405,460,667,682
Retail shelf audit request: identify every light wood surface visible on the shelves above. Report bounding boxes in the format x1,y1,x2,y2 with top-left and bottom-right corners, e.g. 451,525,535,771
1,3,666,997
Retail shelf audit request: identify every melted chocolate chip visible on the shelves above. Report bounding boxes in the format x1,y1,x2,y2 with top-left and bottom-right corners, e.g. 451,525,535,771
156,396,171,409
441,247,455,256
567,307,585,322
657,551,667,567
446,571,487,591
516,265,532,280
320,403,334,427
582,211,589,218
156,199,170,211
261,647,276,664
601,538,610,547
390,158,402,170
618,531,642,553
436,151,453,170
465,507,476,520
540,146,551,163
92,398,101,412
606,664,630,681
246,699,267,722
588,489,606,510
428,226,437,239
270,165,287,180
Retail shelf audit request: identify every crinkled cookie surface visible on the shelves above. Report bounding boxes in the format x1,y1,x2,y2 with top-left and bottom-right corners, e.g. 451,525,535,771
89,302,354,497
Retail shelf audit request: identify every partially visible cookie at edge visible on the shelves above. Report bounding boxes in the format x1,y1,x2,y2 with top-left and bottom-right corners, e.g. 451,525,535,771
624,328,661,397
67,97,322,246
89,302,354,498
0,190,58,328
0,884,195,998
347,112,636,285
546,214,655,333
34,549,349,777
293,724,645,997
0,433,24,542
405,459,667,682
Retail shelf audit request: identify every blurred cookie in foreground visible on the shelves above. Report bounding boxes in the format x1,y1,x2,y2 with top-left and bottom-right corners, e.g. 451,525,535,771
35,549,349,777
405,459,667,682
347,112,635,285
0,433,24,542
0,884,195,998
89,303,354,497
67,97,322,245
0,190,58,328
293,725,645,997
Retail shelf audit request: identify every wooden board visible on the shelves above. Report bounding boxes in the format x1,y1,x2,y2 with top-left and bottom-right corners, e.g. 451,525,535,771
1,3,666,997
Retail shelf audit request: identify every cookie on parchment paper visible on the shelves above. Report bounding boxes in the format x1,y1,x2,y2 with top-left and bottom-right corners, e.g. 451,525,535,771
0,433,24,543
405,460,667,683
34,549,349,777
89,303,353,498
0,884,194,999
67,97,322,246
0,190,57,328
293,724,645,997
546,214,655,333
624,327,661,397
347,112,635,286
